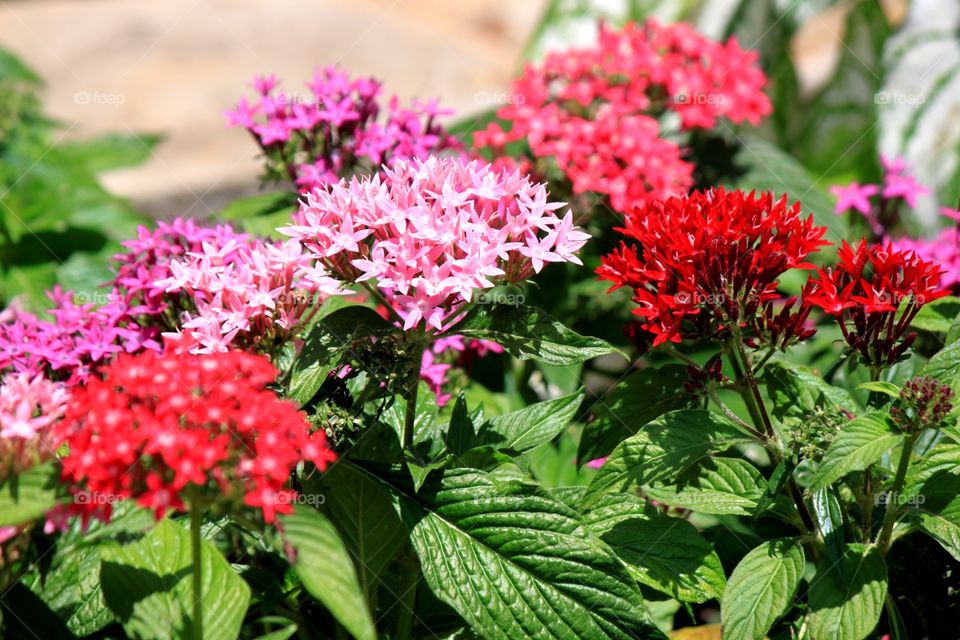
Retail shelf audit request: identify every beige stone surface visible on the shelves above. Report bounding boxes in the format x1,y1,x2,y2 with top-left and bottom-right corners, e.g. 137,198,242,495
0,0,545,215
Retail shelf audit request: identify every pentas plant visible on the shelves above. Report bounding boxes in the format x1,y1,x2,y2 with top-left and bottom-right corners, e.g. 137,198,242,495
0,372,67,476
830,155,929,238
474,19,771,214
282,156,590,332
226,67,461,192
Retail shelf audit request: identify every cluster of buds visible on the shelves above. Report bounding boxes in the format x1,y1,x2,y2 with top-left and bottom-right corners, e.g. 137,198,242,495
683,355,728,396
890,376,954,434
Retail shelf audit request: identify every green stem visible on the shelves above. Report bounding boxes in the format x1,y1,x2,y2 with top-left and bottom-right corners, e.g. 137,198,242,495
402,340,427,451
876,434,917,554
395,547,420,640
190,498,204,640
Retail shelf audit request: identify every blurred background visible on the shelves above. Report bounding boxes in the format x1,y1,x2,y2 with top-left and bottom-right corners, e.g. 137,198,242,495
0,0,918,217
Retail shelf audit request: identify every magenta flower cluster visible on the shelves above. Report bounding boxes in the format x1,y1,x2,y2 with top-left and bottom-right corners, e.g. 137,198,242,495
281,156,590,330
226,67,462,192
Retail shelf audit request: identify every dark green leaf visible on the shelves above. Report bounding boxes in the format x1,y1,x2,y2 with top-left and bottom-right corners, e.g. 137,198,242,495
0,462,59,526
100,518,250,640
644,457,766,515
479,392,582,453
811,412,902,490
578,364,694,465
720,537,805,640
281,506,376,640
808,544,887,640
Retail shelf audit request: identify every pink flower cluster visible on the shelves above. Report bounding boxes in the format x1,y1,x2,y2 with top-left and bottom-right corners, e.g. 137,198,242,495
421,336,503,405
891,213,960,291
0,288,157,385
156,238,343,354
281,156,590,331
474,19,771,213
830,155,930,236
226,67,462,192
0,372,68,476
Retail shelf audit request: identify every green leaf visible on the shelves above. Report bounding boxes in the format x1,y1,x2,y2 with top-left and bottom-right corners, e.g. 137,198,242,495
643,457,766,515
27,545,113,636
312,463,406,604
100,518,251,640
919,340,960,393
764,360,858,425
0,47,41,83
455,303,614,366
730,135,845,242
720,537,805,640
811,412,903,490
60,133,162,173
288,305,395,406
577,364,694,465
583,494,725,603
0,462,59,526
281,506,377,640
855,381,901,398
911,296,960,333
390,468,666,639
808,544,887,640
478,392,582,453
445,395,476,456
903,443,960,499
580,410,752,508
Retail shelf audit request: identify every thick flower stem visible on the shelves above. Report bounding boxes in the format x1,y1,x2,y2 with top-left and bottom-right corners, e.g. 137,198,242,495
876,434,917,554
190,498,204,640
402,340,427,451
727,335,817,536
395,546,420,640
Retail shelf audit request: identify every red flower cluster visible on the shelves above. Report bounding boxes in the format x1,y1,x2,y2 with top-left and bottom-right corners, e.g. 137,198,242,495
597,188,829,346
56,350,335,523
804,240,948,366
474,20,771,213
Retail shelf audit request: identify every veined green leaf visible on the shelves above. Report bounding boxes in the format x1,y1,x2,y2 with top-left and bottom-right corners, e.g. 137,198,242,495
808,544,887,640
810,412,902,490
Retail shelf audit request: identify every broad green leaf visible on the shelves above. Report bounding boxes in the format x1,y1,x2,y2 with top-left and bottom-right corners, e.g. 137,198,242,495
644,457,766,515
578,364,694,465
919,340,960,394
808,544,887,640
764,360,858,425
60,133,162,173
856,381,900,398
580,410,752,508
905,472,960,561
27,545,113,636
810,413,902,490
720,537,805,640
584,494,725,603
100,518,250,640
390,468,666,640
0,462,59,526
281,506,376,640
730,135,845,242
812,488,846,568
911,296,960,333
312,463,406,605
903,443,960,499
445,395,476,456
478,392,582,453
288,305,394,406
455,304,614,366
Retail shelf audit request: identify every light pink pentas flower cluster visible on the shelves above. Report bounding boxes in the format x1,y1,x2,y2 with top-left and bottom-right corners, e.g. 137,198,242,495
890,209,960,291
155,237,344,354
226,67,462,192
830,155,930,237
474,19,771,213
0,372,68,476
281,156,591,331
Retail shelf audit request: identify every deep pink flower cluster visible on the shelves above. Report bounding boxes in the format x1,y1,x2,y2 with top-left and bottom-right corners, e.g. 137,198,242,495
0,288,158,385
281,156,590,331
474,19,771,213
226,67,461,192
421,336,503,405
155,238,343,354
56,349,335,523
890,219,960,291
0,372,68,476
830,155,930,237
